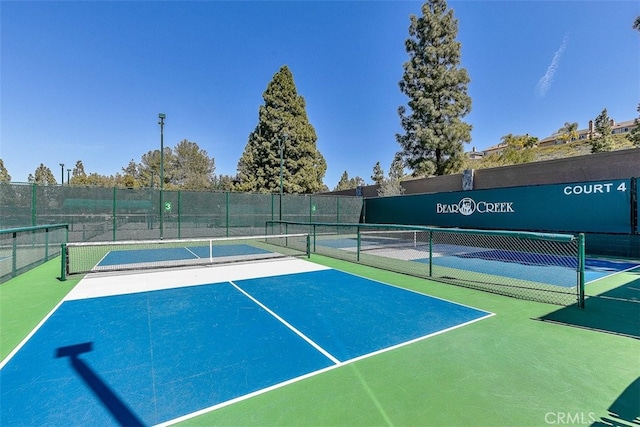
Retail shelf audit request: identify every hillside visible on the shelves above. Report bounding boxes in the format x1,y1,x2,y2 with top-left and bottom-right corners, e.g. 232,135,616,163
466,134,635,170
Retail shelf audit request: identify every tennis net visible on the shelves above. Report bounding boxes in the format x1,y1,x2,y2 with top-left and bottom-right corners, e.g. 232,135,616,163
266,221,585,307
61,233,310,278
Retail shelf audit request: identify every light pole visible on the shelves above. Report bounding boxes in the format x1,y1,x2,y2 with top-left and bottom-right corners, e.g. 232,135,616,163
59,163,64,185
67,169,71,185
158,113,166,239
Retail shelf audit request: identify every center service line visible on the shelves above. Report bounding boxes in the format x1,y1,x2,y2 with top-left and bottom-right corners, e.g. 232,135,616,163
228,280,341,365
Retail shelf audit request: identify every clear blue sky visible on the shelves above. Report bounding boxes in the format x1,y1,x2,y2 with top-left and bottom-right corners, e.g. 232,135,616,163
1,1,638,188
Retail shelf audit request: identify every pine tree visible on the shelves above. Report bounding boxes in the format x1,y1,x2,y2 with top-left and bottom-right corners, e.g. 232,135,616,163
377,157,405,197
237,66,326,194
397,0,472,177
627,104,640,148
335,171,352,191
0,159,11,182
371,162,385,186
173,139,215,190
69,160,87,185
120,160,140,188
591,108,614,153
334,171,364,191
138,146,176,189
32,164,57,185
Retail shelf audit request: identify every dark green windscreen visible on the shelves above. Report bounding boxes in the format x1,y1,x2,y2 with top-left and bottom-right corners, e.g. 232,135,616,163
364,179,632,234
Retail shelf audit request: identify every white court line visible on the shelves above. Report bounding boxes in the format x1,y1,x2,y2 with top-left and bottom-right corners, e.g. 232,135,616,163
229,280,341,365
156,310,495,427
0,298,67,370
64,258,330,301
586,263,640,285
1,258,330,368
183,247,200,259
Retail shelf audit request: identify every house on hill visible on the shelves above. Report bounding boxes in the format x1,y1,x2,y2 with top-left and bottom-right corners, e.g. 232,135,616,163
474,117,637,155
537,118,637,148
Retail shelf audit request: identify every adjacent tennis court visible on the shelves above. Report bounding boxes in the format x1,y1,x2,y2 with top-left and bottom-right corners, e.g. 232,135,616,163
0,253,492,426
317,234,640,286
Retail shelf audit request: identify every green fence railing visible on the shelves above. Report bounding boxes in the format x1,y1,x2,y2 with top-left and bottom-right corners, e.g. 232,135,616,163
0,224,69,283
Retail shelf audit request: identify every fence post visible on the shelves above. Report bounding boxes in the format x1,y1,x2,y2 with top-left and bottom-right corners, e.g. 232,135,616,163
31,184,37,226
45,227,49,261
429,230,433,277
112,187,117,241
578,233,585,308
178,190,182,239
271,194,275,222
225,192,230,238
60,243,67,281
12,232,17,278
357,226,361,262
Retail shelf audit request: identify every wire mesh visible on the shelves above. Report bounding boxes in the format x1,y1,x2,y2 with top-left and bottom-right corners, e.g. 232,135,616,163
267,221,583,306
0,224,68,283
63,233,309,276
0,183,362,242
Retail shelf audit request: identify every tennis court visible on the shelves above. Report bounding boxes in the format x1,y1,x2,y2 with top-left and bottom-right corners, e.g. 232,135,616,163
1,225,639,426
0,250,492,426
316,234,640,286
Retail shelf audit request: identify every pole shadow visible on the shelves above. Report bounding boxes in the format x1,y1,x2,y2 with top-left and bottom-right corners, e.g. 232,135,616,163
592,376,640,426
537,275,640,339
55,342,145,427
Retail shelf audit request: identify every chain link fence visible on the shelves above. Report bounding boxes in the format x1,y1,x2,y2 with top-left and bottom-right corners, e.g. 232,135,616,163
0,183,362,243
0,224,68,283
267,221,585,307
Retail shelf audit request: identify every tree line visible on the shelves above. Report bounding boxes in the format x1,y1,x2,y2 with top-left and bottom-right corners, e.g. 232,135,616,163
2,2,638,195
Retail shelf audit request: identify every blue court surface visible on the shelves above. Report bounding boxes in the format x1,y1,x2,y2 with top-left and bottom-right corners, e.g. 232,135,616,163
99,243,272,266
317,238,640,287
0,261,492,426
421,254,640,287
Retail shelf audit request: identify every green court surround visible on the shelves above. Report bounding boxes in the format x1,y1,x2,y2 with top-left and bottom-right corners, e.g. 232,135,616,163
1,256,638,426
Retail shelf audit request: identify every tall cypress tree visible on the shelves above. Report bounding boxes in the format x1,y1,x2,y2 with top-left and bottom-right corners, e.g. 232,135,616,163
397,0,472,176
237,66,326,193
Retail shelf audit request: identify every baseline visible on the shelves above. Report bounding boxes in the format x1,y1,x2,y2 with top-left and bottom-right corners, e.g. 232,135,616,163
65,258,330,301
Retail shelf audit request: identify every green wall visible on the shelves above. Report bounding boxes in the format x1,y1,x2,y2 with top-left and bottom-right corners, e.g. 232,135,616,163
364,179,633,234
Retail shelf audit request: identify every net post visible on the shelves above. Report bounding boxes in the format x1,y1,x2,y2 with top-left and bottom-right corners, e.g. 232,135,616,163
45,227,50,261
12,232,17,278
60,243,67,281
578,233,585,308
